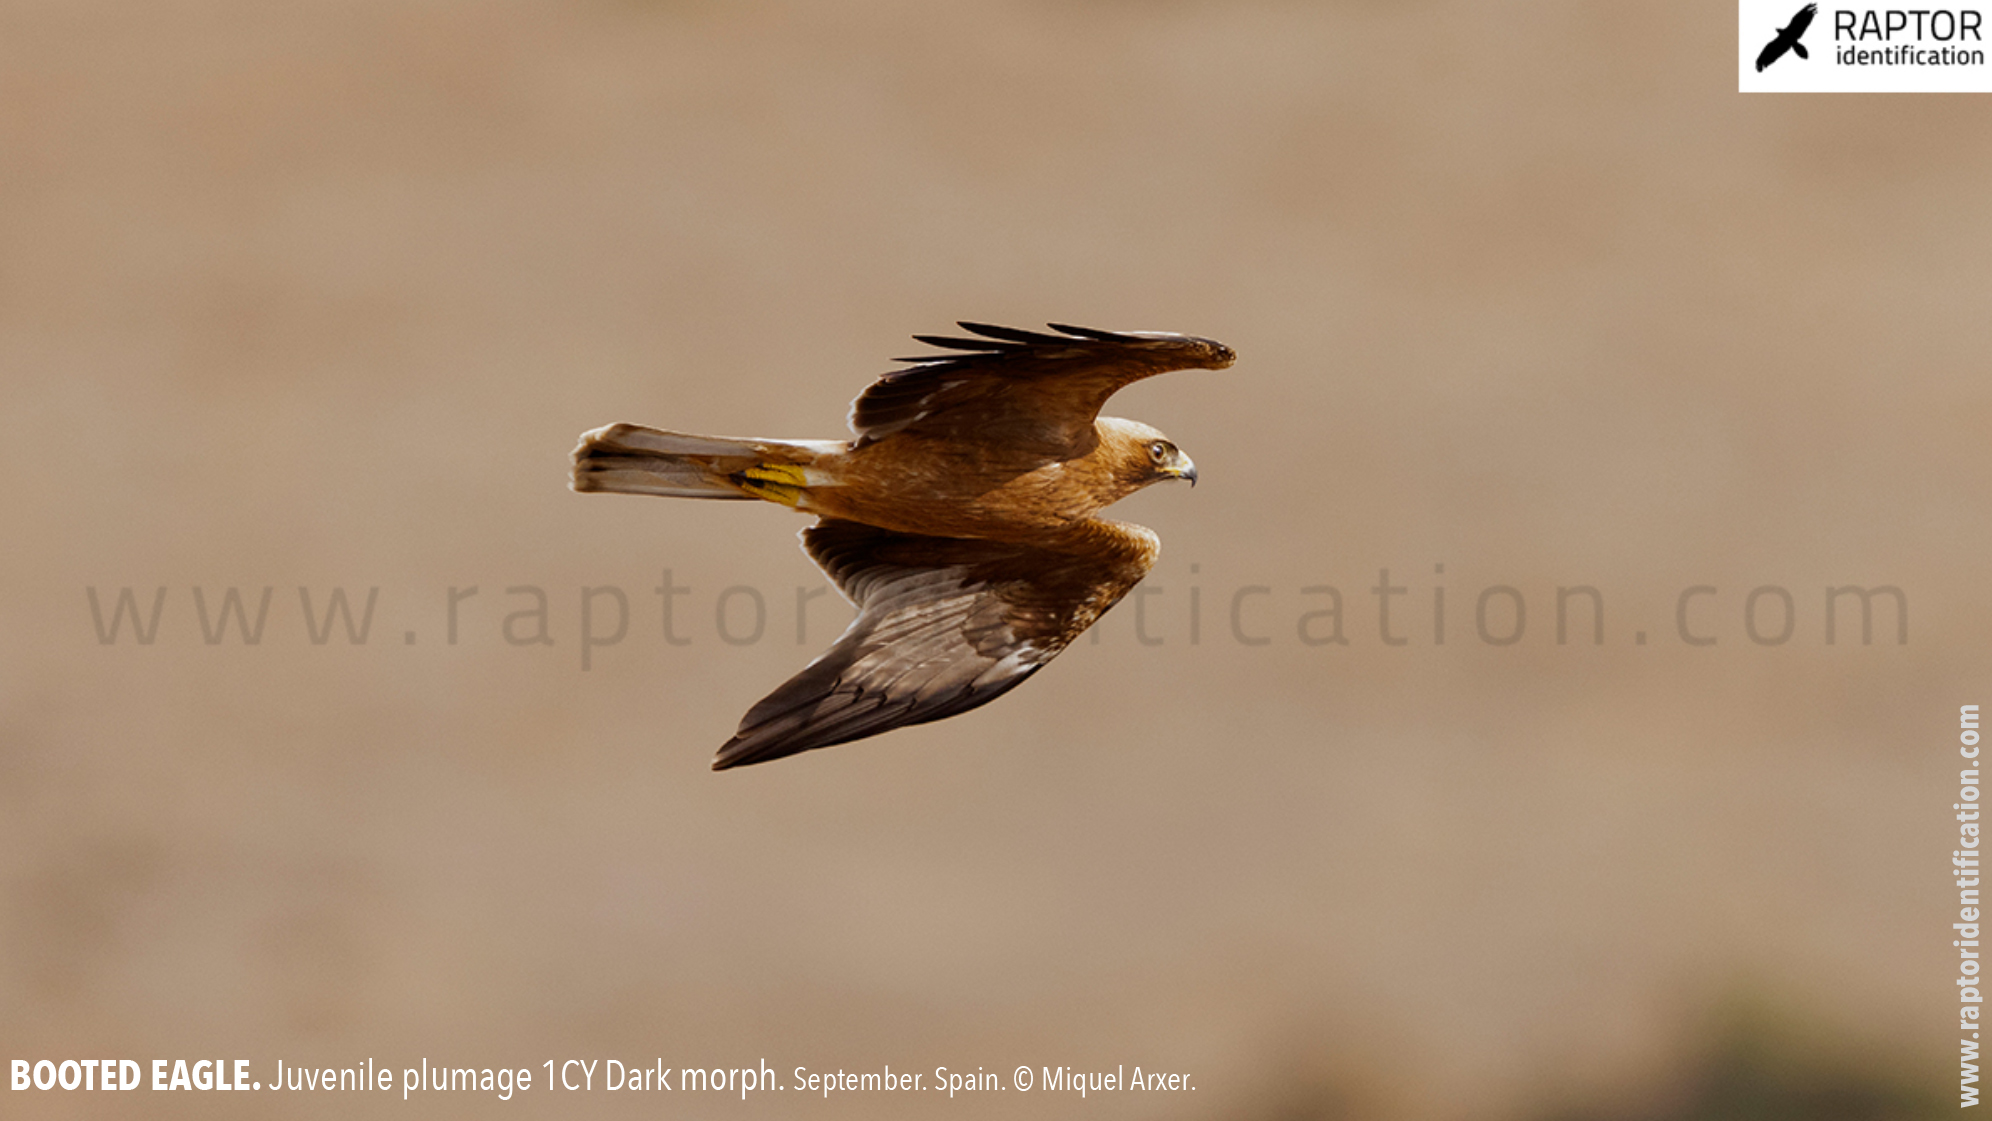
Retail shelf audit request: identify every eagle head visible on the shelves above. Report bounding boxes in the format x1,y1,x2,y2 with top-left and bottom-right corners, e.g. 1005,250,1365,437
1099,417,1197,493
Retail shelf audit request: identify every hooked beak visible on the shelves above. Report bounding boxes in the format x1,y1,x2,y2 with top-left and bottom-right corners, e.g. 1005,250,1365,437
1174,457,1198,488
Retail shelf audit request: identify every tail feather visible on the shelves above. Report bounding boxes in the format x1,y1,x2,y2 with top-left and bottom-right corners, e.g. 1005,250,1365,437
571,423,839,500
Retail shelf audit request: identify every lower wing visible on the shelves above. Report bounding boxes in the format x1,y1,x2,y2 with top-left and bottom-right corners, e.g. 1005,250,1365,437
711,518,1157,769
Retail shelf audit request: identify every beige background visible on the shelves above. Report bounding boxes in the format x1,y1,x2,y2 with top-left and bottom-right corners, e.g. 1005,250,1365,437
2,2,1980,1118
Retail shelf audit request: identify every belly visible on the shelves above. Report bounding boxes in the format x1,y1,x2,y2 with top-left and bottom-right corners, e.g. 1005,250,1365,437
804,440,1098,538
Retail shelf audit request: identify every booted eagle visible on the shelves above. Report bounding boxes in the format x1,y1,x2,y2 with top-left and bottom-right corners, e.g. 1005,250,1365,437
572,322,1235,769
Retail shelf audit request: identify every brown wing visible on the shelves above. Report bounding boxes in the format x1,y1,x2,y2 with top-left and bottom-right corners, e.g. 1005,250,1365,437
711,517,1158,770
847,322,1235,457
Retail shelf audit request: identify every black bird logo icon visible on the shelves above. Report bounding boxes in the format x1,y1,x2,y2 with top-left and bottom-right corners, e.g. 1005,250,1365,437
1756,3,1818,70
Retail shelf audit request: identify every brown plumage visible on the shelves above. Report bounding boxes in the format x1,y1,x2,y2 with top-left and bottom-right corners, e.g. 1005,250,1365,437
571,322,1235,769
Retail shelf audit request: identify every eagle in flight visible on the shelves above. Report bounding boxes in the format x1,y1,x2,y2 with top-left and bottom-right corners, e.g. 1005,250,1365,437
571,322,1235,769
1756,3,1817,71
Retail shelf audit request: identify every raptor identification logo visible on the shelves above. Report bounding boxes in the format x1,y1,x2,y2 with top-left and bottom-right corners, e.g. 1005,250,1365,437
1739,0,1992,89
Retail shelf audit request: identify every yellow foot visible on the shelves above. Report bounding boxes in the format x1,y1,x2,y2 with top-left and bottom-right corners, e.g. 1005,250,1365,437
742,463,809,487
737,463,807,507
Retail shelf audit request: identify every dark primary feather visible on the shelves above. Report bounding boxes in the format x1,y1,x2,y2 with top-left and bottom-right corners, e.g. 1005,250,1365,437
848,321,1235,454
711,518,1149,769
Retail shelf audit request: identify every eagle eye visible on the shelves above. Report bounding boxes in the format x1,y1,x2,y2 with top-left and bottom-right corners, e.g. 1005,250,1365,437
1147,441,1170,464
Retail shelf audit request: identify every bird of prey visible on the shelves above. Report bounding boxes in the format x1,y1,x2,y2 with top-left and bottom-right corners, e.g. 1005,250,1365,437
571,322,1234,769
1756,3,1817,71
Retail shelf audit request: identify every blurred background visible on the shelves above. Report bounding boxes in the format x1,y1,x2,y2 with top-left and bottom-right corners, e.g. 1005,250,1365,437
1,1,1980,1117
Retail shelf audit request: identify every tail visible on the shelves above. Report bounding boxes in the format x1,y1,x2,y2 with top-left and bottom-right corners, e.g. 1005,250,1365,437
570,423,841,500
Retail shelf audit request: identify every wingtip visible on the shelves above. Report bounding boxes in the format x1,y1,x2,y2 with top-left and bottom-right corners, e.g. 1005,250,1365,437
911,321,1235,369
956,321,1065,345
712,730,794,770
1044,322,1125,342
1042,323,1236,368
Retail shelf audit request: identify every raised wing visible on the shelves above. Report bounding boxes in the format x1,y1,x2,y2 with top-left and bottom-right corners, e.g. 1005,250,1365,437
847,322,1234,457
711,517,1158,769
1787,3,1816,36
